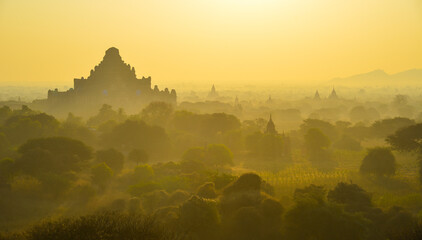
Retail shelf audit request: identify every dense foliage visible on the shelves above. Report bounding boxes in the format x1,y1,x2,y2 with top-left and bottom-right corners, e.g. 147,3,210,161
0,103,422,239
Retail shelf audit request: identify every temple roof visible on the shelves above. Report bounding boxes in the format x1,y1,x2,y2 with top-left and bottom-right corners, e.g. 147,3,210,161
86,47,136,81
266,114,277,134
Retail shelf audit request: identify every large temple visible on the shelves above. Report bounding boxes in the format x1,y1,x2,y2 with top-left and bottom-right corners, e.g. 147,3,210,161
33,47,176,116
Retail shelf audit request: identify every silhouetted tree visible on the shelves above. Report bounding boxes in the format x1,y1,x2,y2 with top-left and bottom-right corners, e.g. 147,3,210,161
128,197,143,214
300,119,338,141
371,117,415,138
384,206,418,240
16,137,92,175
200,113,241,137
179,158,208,174
327,182,373,212
360,147,396,177
181,145,233,168
58,113,95,145
304,128,333,165
96,148,125,173
128,149,149,166
182,147,205,162
140,101,173,127
0,158,14,187
245,132,285,161
242,118,267,135
284,196,369,240
205,144,233,167
170,111,202,134
211,173,236,190
305,128,330,152
132,164,154,182
197,182,217,199
20,211,174,240
179,196,220,240
328,182,388,239
259,198,284,239
3,113,59,145
387,123,422,183
0,106,12,125
392,94,414,117
349,106,380,123
225,207,262,240
128,182,163,198
221,175,283,240
141,190,169,213
167,190,190,206
294,184,326,204
102,120,171,159
220,173,263,217
333,135,362,151
87,104,127,127
91,162,113,189
0,133,11,158
171,111,240,139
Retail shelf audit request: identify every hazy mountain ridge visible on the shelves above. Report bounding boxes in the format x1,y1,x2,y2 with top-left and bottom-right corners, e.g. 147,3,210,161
331,68,422,85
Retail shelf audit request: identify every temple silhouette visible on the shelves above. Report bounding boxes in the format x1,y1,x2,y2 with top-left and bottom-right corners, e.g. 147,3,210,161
33,47,176,116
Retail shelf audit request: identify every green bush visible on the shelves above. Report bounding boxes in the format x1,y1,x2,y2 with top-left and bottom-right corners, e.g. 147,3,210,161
96,148,125,173
22,212,176,240
128,182,162,197
91,163,114,189
179,196,220,240
360,147,396,177
197,182,218,199
133,164,155,182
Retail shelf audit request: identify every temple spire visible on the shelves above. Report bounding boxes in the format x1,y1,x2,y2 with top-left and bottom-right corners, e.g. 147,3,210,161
266,95,273,104
208,84,219,98
314,90,320,100
266,114,277,134
329,87,338,99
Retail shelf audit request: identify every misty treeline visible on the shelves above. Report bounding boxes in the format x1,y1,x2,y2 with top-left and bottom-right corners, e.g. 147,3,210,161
1,99,422,240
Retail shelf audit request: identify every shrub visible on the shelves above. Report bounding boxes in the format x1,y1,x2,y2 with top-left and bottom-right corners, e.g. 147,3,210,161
96,148,125,173
360,147,396,177
128,182,162,197
220,173,264,217
167,190,190,206
91,163,114,189
142,190,169,213
179,196,220,240
284,199,369,240
182,147,205,162
133,165,155,182
197,182,218,199
327,182,373,212
23,211,176,240
223,173,261,195
128,197,143,214
128,149,149,166
205,144,233,167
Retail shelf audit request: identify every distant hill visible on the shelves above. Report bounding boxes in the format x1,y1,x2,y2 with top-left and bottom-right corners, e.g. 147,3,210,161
330,69,422,85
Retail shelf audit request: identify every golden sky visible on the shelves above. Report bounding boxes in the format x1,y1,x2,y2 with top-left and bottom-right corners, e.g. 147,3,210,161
0,0,421,87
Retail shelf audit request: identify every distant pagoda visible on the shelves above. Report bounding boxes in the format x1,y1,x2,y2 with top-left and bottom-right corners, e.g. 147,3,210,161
314,90,321,100
234,96,239,106
234,96,242,111
35,47,176,115
208,84,219,98
265,114,277,134
329,88,338,99
266,95,273,104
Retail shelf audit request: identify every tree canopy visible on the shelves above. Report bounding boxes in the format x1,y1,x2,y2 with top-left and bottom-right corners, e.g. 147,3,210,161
360,147,396,177
16,137,92,175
